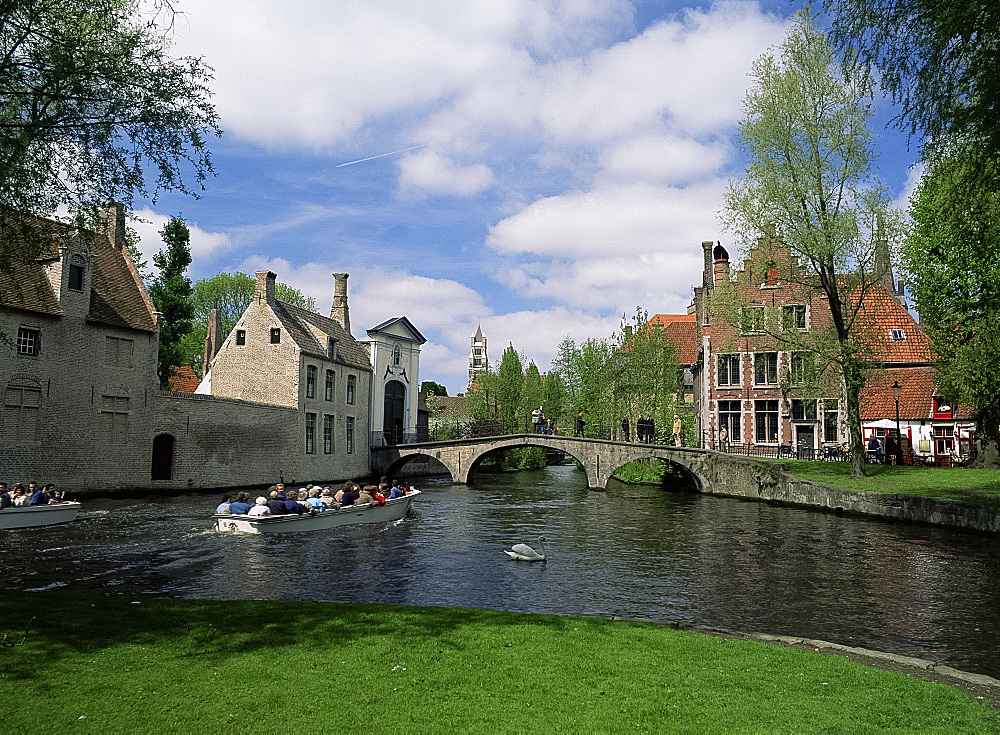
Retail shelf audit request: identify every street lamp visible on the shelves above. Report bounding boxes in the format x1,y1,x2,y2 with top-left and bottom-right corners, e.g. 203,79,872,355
891,380,902,465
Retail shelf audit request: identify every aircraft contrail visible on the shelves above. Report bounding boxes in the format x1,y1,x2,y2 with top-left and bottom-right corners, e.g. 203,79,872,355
335,145,425,168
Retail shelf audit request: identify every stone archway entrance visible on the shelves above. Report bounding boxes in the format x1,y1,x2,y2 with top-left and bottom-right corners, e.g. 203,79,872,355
384,380,405,445
151,434,174,480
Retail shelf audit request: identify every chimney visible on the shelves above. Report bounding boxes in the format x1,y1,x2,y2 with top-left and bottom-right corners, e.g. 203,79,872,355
331,272,350,334
102,202,126,250
702,240,714,291
203,307,223,373
255,270,276,305
713,242,730,286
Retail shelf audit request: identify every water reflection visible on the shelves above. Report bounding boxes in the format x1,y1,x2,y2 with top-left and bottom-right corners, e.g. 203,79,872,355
1,463,998,677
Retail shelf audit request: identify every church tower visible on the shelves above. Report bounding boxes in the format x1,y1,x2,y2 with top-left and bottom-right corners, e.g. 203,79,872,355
468,325,488,389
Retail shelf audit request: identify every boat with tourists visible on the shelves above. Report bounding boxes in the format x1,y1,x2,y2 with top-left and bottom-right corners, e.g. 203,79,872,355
214,490,420,534
0,502,82,530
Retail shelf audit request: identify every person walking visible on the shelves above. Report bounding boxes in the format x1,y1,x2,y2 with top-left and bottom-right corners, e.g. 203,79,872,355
621,417,630,442
672,414,682,447
575,412,585,437
719,424,729,451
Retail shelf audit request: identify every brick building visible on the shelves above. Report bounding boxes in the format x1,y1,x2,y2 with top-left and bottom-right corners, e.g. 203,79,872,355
0,205,161,490
684,238,975,460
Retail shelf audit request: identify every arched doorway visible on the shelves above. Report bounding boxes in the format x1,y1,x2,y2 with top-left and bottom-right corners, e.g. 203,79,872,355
151,434,175,480
384,380,405,445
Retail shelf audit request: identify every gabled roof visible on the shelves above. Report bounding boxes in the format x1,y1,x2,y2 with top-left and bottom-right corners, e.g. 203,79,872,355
274,301,372,371
367,315,427,344
167,365,200,393
850,284,933,364
860,368,976,421
649,313,698,365
0,212,156,332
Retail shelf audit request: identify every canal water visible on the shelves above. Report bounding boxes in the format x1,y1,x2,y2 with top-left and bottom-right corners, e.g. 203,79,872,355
3,463,999,677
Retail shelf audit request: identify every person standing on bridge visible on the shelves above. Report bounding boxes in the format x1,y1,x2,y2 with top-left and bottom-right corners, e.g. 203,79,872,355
575,412,585,437
673,414,682,447
532,405,543,433
622,417,630,442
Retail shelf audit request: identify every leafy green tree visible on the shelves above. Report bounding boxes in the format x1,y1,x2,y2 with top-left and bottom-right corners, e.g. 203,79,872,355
420,381,449,397
824,0,1000,163
610,308,680,438
496,344,524,432
148,216,194,388
0,0,220,277
521,361,545,429
182,272,316,373
720,11,900,477
905,150,1000,464
541,371,567,430
552,336,614,437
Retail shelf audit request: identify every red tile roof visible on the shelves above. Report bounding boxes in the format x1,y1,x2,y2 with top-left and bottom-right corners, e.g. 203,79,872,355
860,368,975,421
168,365,201,393
848,284,934,364
649,313,698,365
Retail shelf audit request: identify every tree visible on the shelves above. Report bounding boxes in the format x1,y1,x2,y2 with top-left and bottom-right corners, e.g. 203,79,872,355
905,150,1000,464
420,381,449,397
720,11,901,477
610,308,680,438
552,336,614,438
541,371,567,429
182,271,316,373
0,0,220,276
495,344,524,432
148,216,194,388
521,361,545,429
824,0,1000,163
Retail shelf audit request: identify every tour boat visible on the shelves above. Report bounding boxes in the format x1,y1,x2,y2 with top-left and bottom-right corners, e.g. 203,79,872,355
0,502,81,530
214,490,420,534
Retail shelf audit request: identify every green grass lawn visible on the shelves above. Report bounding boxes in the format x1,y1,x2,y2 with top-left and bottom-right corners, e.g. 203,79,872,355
772,459,1000,503
2,593,997,732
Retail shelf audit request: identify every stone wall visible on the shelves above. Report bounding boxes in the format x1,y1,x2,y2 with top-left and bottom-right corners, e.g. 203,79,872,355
700,451,1000,534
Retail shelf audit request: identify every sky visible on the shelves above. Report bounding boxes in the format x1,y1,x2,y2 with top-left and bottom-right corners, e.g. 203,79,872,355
132,0,923,396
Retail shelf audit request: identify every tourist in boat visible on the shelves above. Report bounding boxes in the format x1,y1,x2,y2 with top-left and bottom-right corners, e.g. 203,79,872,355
387,483,405,500
11,483,29,506
356,485,376,506
319,487,337,508
29,484,57,505
306,488,325,511
340,483,361,507
266,488,288,515
216,495,233,514
294,489,312,510
228,492,252,515
0,482,10,509
247,497,271,516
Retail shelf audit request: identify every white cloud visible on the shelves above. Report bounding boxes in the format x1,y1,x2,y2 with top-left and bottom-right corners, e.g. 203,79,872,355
892,163,924,212
131,208,232,274
398,150,495,196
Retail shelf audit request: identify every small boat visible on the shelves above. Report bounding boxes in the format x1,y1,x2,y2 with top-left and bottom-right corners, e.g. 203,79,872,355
0,502,81,530
214,490,420,534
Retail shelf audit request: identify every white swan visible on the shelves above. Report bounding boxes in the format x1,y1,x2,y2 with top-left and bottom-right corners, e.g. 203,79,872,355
504,537,547,561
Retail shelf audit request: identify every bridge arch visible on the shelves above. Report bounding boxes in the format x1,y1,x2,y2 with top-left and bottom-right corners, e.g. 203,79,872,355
602,454,702,493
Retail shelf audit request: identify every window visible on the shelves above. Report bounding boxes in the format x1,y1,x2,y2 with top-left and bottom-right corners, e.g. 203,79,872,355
99,396,130,445
823,400,839,442
4,383,41,442
754,352,778,385
789,352,809,384
782,304,806,330
325,370,334,401
306,365,317,399
392,343,401,366
346,416,355,454
934,426,954,454
236,329,246,346
16,327,40,356
323,415,333,454
890,329,906,342
791,399,817,421
68,264,84,291
717,354,741,386
755,400,779,443
347,375,356,404
270,327,281,344
327,337,336,359
719,400,741,443
105,337,134,367
305,413,316,454
742,306,765,332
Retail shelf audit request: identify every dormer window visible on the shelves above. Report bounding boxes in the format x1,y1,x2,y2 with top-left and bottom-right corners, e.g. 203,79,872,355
68,264,84,291
327,337,336,359
890,329,906,342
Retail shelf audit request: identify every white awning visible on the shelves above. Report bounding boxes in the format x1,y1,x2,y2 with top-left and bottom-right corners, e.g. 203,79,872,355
863,418,898,429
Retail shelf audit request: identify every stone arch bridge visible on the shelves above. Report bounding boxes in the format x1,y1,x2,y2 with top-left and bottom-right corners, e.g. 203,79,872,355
370,435,711,490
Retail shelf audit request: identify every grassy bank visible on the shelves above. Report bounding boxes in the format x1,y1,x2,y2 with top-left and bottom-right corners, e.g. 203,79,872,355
772,460,1000,503
2,593,996,732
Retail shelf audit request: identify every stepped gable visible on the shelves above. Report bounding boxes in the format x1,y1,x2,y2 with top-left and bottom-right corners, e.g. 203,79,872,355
649,313,697,365
273,300,372,371
860,368,976,421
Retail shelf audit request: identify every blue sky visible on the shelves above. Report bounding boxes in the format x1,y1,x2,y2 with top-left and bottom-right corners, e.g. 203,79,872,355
133,0,922,395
